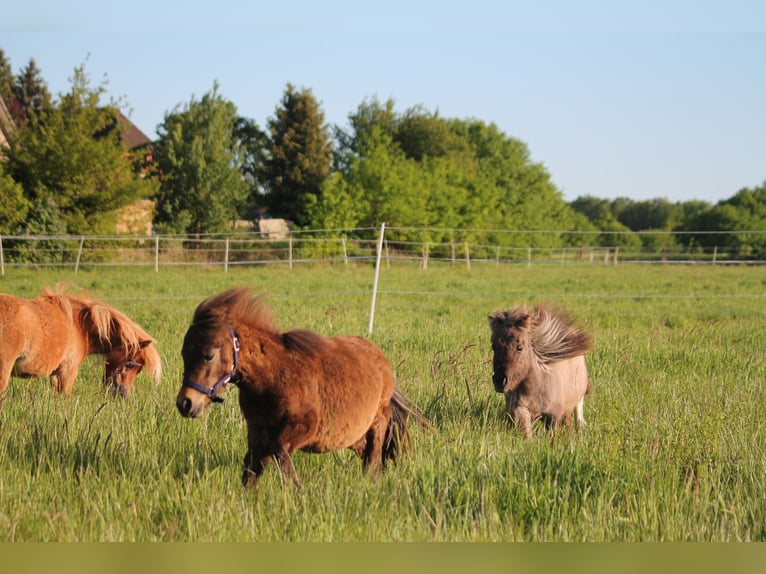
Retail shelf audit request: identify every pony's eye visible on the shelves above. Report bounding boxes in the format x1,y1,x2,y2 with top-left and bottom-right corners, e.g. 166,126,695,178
203,352,215,362
516,345,523,354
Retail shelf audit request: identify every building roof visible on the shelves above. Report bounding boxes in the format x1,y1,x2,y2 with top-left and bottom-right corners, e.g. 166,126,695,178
0,94,14,149
0,95,152,151
115,111,153,149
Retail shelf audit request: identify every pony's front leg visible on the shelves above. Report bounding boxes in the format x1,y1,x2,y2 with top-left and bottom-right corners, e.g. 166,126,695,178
273,445,301,487
0,363,12,397
509,403,533,439
242,449,271,487
52,362,79,394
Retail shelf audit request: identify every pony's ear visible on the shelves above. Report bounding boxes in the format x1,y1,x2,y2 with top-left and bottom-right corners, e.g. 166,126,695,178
516,314,532,330
139,339,153,349
488,311,506,328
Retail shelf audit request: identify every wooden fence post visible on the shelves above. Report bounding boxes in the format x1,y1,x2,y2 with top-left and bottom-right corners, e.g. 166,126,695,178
464,242,471,269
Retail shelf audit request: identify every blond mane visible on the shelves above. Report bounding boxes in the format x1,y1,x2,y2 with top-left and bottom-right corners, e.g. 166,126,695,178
43,283,162,383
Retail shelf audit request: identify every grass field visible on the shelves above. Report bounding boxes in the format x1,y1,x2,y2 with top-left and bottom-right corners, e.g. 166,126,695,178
0,261,764,541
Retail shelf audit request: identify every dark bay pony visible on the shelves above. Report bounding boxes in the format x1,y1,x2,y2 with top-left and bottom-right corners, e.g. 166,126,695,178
488,303,592,439
0,285,161,400
176,287,425,487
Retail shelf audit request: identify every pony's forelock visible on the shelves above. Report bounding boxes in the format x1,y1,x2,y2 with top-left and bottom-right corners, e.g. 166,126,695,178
193,287,279,336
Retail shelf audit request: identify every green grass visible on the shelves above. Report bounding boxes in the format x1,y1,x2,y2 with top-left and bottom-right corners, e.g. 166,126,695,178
0,262,764,541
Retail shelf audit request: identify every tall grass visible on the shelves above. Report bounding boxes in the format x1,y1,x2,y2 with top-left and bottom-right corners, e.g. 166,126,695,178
0,262,764,540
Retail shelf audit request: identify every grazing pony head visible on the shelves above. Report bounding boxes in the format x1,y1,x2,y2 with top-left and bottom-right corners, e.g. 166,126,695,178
48,286,162,398
488,304,591,394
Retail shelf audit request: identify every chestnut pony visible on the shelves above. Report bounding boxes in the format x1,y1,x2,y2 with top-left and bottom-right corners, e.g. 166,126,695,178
176,287,424,487
488,303,592,438
0,285,161,400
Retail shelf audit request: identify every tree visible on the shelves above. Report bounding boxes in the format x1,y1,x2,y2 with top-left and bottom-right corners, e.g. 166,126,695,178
13,58,52,125
233,116,268,217
263,83,332,226
5,63,156,234
0,49,14,104
0,165,29,233
680,182,766,258
153,83,249,235
318,103,582,247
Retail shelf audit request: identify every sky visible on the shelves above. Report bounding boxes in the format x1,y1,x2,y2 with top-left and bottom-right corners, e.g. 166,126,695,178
2,0,764,204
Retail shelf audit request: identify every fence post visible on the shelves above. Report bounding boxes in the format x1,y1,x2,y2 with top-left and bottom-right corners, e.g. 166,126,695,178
289,235,294,270
495,246,500,267
342,237,348,266
712,246,718,265
0,236,4,276
368,223,386,337
614,246,619,266
422,242,429,270
155,235,159,272
74,237,85,274
464,242,471,269
527,247,532,269
224,238,230,273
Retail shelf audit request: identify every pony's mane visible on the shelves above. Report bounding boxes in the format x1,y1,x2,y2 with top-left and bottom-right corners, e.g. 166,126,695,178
193,287,279,334
42,284,162,383
193,287,325,354
530,304,592,365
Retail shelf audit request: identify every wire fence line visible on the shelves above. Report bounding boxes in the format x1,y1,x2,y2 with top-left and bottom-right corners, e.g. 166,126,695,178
1,224,765,275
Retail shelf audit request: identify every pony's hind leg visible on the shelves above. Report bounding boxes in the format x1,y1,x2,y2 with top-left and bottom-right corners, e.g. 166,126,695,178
361,405,391,476
574,397,587,428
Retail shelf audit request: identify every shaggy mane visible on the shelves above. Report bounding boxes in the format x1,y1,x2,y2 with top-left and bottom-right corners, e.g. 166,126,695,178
530,304,592,365
193,287,326,355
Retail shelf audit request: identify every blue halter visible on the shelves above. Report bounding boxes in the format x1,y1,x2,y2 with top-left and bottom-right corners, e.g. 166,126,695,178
182,328,241,404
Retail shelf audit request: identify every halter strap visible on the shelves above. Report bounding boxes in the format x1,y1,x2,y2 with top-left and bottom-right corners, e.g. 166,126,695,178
182,328,241,404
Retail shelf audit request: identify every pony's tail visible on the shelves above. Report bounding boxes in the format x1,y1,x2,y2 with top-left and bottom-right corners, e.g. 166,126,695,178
383,386,433,465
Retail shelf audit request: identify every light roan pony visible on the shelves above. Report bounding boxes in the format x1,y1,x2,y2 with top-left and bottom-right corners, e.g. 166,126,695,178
488,303,592,438
176,287,426,487
0,286,161,400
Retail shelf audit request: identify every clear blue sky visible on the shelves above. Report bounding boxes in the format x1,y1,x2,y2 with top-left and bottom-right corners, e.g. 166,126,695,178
2,0,764,204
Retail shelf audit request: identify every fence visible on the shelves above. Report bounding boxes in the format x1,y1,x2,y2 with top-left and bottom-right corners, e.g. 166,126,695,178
1,225,765,274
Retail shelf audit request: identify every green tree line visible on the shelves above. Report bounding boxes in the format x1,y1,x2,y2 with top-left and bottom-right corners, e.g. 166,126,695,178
1,51,764,256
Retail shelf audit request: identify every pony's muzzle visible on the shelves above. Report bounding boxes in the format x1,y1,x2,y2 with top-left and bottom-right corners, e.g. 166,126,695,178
492,374,506,393
176,392,206,418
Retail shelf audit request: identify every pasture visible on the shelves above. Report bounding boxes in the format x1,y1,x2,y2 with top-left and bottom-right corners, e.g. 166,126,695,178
0,262,764,541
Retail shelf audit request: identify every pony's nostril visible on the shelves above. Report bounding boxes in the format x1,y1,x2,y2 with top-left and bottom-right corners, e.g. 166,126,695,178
177,397,193,416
